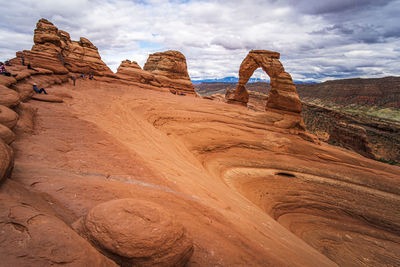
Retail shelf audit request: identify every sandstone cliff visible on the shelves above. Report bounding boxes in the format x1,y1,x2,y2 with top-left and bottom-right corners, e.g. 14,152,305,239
18,19,113,76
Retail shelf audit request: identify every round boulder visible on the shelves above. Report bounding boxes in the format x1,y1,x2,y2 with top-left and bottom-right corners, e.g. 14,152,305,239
0,105,19,129
74,199,193,266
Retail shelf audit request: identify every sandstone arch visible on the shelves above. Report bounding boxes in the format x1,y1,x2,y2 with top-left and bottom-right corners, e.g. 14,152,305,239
228,50,305,130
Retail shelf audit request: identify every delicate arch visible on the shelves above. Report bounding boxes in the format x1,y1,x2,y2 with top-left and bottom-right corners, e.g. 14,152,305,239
227,50,302,114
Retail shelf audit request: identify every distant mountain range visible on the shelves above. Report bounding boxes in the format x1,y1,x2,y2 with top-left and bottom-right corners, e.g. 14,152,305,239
192,76,316,84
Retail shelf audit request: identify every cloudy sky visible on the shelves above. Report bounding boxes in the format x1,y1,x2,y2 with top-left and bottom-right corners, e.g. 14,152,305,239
1,0,399,82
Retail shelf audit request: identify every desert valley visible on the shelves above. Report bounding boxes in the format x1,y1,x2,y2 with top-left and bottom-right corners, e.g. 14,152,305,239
1,18,400,267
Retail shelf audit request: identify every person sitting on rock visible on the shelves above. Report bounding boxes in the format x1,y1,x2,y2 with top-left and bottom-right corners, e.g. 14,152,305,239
80,73,85,79
89,74,93,80
33,83,48,94
27,63,38,71
0,62,14,76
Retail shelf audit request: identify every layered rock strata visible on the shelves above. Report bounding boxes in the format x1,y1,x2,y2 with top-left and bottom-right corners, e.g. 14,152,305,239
143,51,196,95
116,59,160,87
228,50,305,130
18,19,112,76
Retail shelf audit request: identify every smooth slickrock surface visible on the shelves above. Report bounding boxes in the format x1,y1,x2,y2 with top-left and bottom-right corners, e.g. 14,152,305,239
5,79,399,266
74,198,193,266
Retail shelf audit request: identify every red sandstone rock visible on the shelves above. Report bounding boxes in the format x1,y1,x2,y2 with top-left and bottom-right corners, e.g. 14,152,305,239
23,19,112,76
32,94,63,103
267,72,302,113
229,50,305,130
0,182,118,267
143,51,196,95
116,59,160,86
0,85,20,108
0,75,17,87
0,105,19,129
74,198,194,266
13,103,36,134
0,124,15,144
0,140,13,183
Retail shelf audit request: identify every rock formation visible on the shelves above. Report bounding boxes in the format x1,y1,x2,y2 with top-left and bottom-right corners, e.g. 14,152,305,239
74,199,194,266
228,50,305,130
0,85,20,108
20,19,112,76
0,140,13,183
0,105,19,129
116,59,160,87
143,51,196,95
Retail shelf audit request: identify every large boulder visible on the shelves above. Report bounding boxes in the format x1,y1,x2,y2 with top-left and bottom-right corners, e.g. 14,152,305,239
0,85,20,108
0,105,19,129
73,198,194,266
143,51,196,95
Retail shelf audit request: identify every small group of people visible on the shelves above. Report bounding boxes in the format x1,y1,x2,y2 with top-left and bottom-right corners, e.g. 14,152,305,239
80,73,94,80
71,73,94,86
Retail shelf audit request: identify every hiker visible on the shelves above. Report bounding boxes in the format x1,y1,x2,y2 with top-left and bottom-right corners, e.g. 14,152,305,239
21,53,25,66
80,73,85,79
4,60,11,66
27,63,38,71
71,75,76,86
33,83,48,94
0,62,12,76
89,74,93,80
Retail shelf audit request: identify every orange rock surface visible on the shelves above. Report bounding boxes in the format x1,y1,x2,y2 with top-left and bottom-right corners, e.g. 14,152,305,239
143,50,196,95
19,19,112,76
0,77,397,266
1,20,400,267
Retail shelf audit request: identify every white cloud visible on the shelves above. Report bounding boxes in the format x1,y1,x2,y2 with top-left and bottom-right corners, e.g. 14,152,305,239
0,0,399,81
